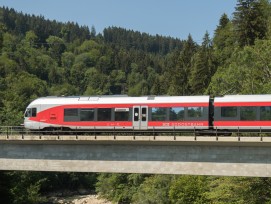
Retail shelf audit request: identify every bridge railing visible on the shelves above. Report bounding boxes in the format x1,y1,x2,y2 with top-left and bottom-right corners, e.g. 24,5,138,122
1,126,271,138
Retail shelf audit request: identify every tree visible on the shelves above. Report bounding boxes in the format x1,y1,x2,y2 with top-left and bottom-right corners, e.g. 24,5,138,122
0,172,13,203
168,34,197,95
90,25,96,38
213,14,236,66
132,175,172,204
0,72,48,125
207,38,271,95
169,176,209,204
233,0,271,46
46,35,66,64
190,32,215,94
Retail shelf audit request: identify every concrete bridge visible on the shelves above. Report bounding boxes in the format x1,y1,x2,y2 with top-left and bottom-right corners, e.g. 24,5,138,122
1,134,271,177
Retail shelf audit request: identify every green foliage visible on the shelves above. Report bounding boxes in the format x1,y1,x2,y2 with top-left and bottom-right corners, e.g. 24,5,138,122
206,177,271,204
96,173,147,203
0,172,13,203
208,39,271,95
169,176,209,204
233,0,271,46
168,34,197,95
2,1,271,203
190,32,215,94
132,175,172,204
9,172,47,204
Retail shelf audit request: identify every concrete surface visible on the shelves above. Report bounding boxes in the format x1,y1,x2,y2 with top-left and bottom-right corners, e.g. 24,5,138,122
1,136,271,177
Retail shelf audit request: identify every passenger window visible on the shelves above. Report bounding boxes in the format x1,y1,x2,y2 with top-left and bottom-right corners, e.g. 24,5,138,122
64,108,79,122
240,107,257,121
188,107,203,118
98,108,112,121
221,107,237,117
115,108,129,121
64,109,78,117
260,106,271,120
169,107,184,121
151,108,167,121
80,109,95,121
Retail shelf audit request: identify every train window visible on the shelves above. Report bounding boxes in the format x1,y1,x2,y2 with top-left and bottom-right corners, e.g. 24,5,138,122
24,108,37,117
134,108,139,121
240,107,257,121
151,108,167,121
169,107,184,121
64,108,79,122
221,107,237,117
115,108,129,121
64,109,78,117
32,108,37,117
80,109,95,121
260,106,271,120
188,107,203,118
98,108,112,121
142,107,147,121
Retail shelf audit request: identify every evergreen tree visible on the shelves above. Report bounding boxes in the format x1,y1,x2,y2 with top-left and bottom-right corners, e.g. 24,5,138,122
168,34,197,95
190,32,215,94
233,0,271,46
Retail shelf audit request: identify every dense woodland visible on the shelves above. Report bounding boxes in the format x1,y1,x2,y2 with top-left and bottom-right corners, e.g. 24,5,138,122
1,0,271,203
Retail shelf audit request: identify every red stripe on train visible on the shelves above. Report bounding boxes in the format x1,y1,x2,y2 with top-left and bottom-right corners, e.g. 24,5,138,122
34,120,209,127
214,102,271,107
214,121,271,126
148,121,209,127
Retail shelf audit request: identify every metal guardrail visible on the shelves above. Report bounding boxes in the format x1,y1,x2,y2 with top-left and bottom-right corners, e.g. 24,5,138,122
1,126,271,138
2,126,271,145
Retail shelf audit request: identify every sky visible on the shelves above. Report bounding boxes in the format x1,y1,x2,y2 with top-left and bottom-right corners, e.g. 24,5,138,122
1,0,237,43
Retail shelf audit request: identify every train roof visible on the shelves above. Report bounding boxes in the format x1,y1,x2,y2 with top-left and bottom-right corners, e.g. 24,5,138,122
28,95,210,106
214,94,271,103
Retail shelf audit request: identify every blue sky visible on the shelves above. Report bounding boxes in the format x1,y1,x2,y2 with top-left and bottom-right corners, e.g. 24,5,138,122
1,0,237,43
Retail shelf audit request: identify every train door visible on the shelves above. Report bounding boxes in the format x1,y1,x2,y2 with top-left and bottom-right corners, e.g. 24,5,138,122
133,106,148,130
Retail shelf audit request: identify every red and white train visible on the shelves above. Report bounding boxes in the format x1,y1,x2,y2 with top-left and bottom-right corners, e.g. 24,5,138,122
24,95,271,132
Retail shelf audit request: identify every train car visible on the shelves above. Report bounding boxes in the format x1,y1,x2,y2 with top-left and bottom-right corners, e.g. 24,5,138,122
24,95,210,131
214,95,271,130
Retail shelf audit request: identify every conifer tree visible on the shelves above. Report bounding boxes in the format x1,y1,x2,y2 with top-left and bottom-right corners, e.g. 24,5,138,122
190,32,214,94
233,0,271,46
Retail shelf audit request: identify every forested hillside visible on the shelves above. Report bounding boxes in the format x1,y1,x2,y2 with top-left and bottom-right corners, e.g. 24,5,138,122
1,0,271,203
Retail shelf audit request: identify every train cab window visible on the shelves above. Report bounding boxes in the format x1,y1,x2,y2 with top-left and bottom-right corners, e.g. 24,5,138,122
169,107,184,121
151,108,167,121
221,107,237,117
115,108,129,121
260,106,271,120
24,108,37,117
98,108,112,121
188,107,203,118
80,109,95,121
240,107,257,121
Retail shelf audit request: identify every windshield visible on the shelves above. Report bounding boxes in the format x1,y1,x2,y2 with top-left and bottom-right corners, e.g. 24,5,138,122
24,108,37,117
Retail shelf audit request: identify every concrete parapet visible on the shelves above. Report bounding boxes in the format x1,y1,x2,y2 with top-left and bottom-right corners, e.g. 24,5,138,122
217,137,239,142
262,137,271,142
196,136,217,142
240,137,262,142
175,136,195,142
1,143,271,177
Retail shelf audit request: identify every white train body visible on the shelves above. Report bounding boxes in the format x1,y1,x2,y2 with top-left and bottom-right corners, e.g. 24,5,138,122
24,95,210,131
